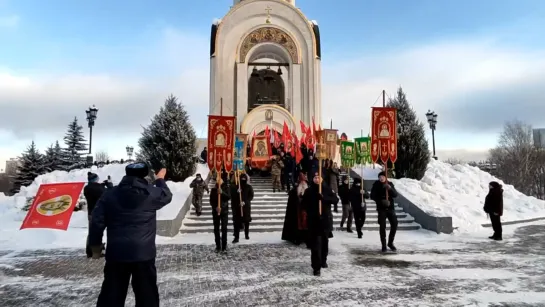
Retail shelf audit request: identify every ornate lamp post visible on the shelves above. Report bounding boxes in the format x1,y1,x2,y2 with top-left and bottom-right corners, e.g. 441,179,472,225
126,146,134,160
425,110,438,160
85,105,98,154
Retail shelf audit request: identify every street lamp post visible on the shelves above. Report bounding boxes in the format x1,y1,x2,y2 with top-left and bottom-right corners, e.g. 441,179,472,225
126,146,134,160
425,110,438,160
85,105,98,154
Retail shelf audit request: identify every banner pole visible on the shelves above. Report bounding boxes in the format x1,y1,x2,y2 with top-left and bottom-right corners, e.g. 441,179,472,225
318,159,322,215
238,170,243,217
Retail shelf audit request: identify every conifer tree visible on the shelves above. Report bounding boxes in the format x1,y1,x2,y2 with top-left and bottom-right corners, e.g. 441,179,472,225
44,141,64,172
11,141,46,194
137,95,197,181
62,117,88,169
387,87,430,180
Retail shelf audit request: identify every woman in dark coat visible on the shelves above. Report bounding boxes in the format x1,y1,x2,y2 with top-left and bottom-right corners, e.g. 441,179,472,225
483,181,503,240
231,173,254,242
282,173,309,245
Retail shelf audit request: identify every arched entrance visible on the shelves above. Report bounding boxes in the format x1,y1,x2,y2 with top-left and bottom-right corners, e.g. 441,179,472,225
248,67,285,112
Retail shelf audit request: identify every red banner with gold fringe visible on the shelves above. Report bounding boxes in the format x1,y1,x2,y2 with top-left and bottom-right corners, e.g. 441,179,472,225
371,107,397,163
208,115,236,172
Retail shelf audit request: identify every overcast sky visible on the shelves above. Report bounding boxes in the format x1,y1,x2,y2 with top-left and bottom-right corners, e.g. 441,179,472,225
1,0,544,170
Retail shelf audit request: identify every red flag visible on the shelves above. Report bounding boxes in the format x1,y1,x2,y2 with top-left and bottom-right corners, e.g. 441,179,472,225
312,116,317,135
20,182,85,230
294,134,303,164
318,124,322,131
282,122,291,147
273,130,281,148
265,126,270,142
300,120,307,135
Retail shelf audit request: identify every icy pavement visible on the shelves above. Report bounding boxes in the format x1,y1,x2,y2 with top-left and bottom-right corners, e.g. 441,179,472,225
1,224,545,306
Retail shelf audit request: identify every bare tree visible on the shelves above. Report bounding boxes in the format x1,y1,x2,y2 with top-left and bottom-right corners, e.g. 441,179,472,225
489,120,541,197
95,150,110,163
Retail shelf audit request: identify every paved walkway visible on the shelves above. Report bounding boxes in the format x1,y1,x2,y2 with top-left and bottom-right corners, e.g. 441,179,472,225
1,224,545,306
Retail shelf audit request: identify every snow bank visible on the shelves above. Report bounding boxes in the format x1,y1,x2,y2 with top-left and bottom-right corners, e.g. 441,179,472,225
0,163,208,251
391,160,545,232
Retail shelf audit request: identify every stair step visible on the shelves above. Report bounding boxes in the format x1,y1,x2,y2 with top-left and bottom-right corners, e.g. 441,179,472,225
183,217,415,227
186,212,409,219
198,206,403,212
179,223,421,234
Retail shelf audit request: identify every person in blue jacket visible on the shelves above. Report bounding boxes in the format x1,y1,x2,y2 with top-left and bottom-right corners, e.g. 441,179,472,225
89,162,172,307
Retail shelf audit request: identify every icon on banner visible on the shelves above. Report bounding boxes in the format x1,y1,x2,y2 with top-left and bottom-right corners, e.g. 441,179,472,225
36,195,73,216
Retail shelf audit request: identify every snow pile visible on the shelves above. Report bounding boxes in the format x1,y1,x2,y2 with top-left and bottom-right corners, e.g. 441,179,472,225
0,163,208,251
391,160,545,231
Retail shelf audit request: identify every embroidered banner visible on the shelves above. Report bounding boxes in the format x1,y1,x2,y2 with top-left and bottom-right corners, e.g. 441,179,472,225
354,137,371,165
324,129,338,160
20,182,85,231
250,135,272,169
208,115,236,172
234,133,248,172
340,141,355,168
371,107,397,163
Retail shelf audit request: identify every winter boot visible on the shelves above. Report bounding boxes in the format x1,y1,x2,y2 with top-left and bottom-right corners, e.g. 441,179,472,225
340,221,344,229
347,228,353,233
313,270,321,276
388,242,397,252
232,238,239,244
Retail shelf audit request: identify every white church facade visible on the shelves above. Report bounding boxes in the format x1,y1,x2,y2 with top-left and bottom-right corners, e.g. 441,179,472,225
209,0,322,136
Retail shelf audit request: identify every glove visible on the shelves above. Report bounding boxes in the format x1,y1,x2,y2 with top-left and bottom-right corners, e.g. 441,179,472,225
241,201,245,206
237,189,242,193
216,207,221,215
383,184,391,190
360,190,364,194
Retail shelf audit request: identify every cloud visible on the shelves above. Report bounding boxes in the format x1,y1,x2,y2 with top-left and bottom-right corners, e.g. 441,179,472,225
322,38,545,138
1,27,544,162
0,14,19,28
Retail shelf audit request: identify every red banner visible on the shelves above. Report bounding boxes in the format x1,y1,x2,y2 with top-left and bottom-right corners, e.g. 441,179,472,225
251,135,272,169
20,182,85,231
371,107,397,163
208,115,236,172
282,122,291,147
273,130,281,148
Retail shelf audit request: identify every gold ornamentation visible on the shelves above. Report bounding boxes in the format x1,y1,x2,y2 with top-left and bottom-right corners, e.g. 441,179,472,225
265,6,272,24
239,27,299,63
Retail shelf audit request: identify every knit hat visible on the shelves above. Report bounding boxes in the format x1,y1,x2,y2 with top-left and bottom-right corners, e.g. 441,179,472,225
378,171,386,178
353,177,362,184
489,181,502,189
125,162,149,178
87,172,99,183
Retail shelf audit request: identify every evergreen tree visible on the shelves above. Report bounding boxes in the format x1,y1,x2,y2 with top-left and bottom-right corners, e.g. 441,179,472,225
386,87,430,180
44,141,64,172
137,94,197,182
62,117,88,169
11,141,47,194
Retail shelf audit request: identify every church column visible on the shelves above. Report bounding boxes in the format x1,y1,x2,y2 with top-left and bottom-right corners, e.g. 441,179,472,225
291,63,302,134
236,62,247,133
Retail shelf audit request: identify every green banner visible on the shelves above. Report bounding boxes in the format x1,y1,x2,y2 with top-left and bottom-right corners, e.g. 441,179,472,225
340,141,355,167
354,137,371,165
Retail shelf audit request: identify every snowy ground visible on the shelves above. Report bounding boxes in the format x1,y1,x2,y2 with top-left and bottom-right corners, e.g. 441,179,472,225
0,163,208,250
354,161,545,232
1,222,545,306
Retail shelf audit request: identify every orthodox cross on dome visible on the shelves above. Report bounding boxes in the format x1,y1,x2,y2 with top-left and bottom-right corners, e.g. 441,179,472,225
265,6,272,24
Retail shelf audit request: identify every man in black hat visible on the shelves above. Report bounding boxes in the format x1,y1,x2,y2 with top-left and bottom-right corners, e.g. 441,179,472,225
83,172,113,258
349,177,370,238
210,172,231,252
370,171,399,252
89,162,172,307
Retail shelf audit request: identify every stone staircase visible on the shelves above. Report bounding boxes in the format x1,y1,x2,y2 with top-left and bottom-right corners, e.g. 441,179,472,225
179,176,421,234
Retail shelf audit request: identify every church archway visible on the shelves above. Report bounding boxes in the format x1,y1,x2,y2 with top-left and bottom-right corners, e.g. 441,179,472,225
248,68,285,112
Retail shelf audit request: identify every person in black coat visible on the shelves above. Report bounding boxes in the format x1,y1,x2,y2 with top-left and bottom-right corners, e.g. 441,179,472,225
200,147,208,163
231,173,254,243
349,177,370,238
210,173,231,252
302,172,339,276
282,152,296,192
83,172,113,258
483,181,503,240
338,175,352,232
370,171,399,252
89,162,173,307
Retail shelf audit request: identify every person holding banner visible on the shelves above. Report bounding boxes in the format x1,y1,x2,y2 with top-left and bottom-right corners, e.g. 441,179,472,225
210,172,231,252
302,172,339,276
89,162,172,307
338,175,352,232
349,177,370,239
230,173,254,243
84,172,113,258
370,171,399,252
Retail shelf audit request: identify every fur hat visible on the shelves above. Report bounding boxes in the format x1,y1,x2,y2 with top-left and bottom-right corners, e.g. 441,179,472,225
87,172,99,183
125,162,149,178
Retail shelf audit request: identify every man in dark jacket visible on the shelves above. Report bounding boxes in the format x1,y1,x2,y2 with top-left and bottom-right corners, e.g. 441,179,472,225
338,175,352,232
370,171,399,252
83,172,113,258
282,152,296,192
483,181,503,240
210,172,231,252
303,172,339,276
200,147,208,163
89,162,172,307
231,173,254,243
349,177,370,238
